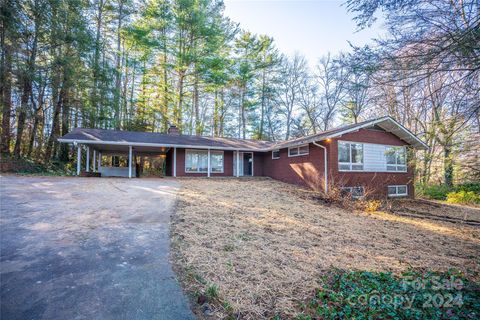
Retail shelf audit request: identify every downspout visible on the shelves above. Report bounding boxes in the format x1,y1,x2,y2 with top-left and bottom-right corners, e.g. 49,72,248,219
313,141,328,194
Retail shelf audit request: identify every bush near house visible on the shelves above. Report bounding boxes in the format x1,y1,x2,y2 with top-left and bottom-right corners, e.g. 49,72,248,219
0,156,73,176
417,183,480,204
447,191,480,205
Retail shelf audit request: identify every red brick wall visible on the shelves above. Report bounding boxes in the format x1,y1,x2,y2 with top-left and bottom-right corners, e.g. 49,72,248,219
262,142,327,191
254,152,264,176
327,128,414,197
262,128,415,197
165,128,415,197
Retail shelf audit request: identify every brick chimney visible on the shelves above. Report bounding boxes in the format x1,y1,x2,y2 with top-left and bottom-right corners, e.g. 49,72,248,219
167,125,180,135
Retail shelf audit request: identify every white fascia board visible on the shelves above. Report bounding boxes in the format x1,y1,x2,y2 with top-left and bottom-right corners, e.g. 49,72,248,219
57,138,270,152
271,117,391,150
322,117,428,150
383,117,429,149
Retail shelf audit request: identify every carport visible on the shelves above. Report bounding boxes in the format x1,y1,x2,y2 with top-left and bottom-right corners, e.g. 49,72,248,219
58,127,183,178
58,125,274,178
72,142,169,178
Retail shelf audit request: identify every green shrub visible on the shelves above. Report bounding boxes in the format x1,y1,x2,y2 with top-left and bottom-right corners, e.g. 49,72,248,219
419,184,452,200
447,190,480,205
456,182,480,194
417,183,480,202
299,269,480,319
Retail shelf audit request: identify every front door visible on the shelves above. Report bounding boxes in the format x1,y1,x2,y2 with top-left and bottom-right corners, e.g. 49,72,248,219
233,152,254,176
243,152,253,176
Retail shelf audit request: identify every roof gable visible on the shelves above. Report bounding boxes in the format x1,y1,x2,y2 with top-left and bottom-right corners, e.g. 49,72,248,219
273,117,428,150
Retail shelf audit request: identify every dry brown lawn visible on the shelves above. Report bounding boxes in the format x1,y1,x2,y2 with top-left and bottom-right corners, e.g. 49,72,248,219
170,178,480,319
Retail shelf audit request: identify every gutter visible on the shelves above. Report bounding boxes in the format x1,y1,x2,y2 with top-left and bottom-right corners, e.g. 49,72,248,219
312,141,328,194
57,138,272,152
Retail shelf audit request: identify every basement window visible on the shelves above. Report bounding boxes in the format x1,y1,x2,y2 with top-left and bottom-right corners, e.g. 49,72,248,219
341,187,364,199
388,185,408,197
272,149,280,159
288,144,309,157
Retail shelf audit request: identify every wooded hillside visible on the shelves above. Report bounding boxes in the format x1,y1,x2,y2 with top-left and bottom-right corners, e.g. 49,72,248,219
1,0,479,185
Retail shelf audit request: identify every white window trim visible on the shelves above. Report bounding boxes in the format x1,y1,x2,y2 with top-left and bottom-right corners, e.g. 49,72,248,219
385,146,407,173
341,186,365,199
288,144,309,157
338,141,364,171
338,140,408,173
185,149,224,173
388,185,408,197
272,149,280,160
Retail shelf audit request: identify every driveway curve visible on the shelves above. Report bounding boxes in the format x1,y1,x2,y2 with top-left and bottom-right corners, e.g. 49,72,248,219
0,176,195,320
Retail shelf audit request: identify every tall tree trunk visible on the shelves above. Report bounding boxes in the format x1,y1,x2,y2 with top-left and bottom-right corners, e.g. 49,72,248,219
59,90,70,162
259,68,266,140
14,7,39,158
444,142,453,187
113,0,124,129
218,89,225,136
176,71,185,130
14,77,33,158
161,42,169,131
213,89,219,136
194,71,201,135
128,59,136,128
240,87,246,139
91,0,104,127
45,80,66,162
27,85,44,156
0,34,12,154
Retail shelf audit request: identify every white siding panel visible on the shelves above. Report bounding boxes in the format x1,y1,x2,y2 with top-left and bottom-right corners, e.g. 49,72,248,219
364,144,387,172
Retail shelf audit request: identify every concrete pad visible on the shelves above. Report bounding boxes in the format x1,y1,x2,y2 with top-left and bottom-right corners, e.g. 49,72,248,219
0,176,195,320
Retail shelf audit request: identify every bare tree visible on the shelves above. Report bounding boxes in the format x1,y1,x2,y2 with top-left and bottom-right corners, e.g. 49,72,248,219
341,57,371,124
298,76,321,134
315,53,347,130
277,53,308,139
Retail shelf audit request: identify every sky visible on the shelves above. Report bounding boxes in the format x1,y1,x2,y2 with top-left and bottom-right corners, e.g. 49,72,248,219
223,0,385,65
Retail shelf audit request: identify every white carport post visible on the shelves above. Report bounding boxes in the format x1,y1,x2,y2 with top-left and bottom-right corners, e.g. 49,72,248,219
86,146,90,172
98,152,102,170
93,150,96,172
128,146,133,178
173,147,177,177
207,149,211,178
76,144,81,176
236,150,240,177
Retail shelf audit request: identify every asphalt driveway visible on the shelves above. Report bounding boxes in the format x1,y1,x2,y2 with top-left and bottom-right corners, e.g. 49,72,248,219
0,175,195,320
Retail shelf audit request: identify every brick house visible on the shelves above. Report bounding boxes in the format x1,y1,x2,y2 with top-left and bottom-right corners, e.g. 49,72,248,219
59,116,428,198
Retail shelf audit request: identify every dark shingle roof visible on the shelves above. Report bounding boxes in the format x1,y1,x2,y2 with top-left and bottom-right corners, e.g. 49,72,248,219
59,128,276,151
59,116,428,151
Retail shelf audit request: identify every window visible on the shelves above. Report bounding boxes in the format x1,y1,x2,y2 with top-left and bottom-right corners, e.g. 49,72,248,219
288,144,309,157
385,146,407,172
388,185,408,197
338,141,364,171
341,187,364,199
272,149,280,159
185,150,224,173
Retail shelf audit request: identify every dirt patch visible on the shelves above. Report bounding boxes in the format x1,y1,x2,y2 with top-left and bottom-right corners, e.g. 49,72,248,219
171,178,480,319
386,198,480,225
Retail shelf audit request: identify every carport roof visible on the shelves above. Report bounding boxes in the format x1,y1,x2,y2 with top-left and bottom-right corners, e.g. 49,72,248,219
58,128,276,151
58,116,428,152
